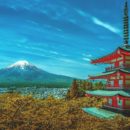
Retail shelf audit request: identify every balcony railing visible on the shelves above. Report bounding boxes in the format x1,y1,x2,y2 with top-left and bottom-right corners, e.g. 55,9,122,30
106,84,130,89
105,64,130,72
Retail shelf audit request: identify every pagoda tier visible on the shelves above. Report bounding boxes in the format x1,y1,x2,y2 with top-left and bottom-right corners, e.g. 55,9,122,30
83,1,130,118
91,46,130,65
85,90,130,114
89,69,130,89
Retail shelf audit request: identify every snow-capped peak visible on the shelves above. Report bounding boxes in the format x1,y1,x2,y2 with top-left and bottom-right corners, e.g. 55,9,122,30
8,60,31,69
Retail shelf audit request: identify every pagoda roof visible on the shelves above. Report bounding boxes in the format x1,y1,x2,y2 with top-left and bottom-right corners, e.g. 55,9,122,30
89,70,116,79
91,45,130,64
119,46,130,51
89,68,130,79
121,68,130,73
86,90,130,97
82,107,117,119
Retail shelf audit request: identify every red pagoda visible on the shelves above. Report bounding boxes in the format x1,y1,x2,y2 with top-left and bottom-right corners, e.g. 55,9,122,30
84,1,130,117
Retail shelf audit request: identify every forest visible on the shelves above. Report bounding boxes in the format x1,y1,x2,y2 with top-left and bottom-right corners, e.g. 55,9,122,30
0,82,71,88
0,80,130,130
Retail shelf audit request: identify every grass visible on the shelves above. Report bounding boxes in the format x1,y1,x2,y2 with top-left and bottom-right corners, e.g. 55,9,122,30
0,93,130,130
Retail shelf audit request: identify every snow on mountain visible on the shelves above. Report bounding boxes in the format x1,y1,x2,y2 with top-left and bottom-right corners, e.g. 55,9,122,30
8,60,32,69
0,60,73,87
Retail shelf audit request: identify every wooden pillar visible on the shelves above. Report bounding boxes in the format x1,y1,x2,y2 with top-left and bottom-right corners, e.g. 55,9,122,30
123,98,125,109
123,55,125,65
115,58,119,67
107,76,111,87
114,79,119,87
123,75,126,88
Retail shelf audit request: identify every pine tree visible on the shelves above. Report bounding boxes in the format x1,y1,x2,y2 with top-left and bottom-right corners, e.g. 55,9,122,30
69,79,79,98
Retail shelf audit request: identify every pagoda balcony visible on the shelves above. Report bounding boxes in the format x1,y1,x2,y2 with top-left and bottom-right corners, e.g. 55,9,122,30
106,84,130,89
106,84,123,89
105,64,130,72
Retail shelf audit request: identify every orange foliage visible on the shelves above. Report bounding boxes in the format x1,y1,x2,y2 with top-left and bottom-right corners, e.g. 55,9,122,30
0,93,130,130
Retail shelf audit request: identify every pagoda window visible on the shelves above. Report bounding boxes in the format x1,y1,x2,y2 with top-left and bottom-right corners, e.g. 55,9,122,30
119,80,123,87
117,57,123,61
125,56,130,60
125,61,130,65
111,63,114,67
126,76,130,79
108,98,112,105
110,81,114,87
125,80,130,88
119,61,123,67
125,100,130,107
117,97,123,108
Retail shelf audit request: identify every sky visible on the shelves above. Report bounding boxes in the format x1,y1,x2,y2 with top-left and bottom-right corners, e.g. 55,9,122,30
0,0,129,79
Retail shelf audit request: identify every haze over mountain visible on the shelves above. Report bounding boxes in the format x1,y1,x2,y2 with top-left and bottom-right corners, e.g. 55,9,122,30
0,60,73,88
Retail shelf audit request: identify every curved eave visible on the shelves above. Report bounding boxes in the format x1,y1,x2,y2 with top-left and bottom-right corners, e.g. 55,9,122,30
91,46,130,64
89,71,116,79
120,69,130,74
119,46,130,52
89,69,130,80
86,90,130,97
91,48,120,64
119,47,130,55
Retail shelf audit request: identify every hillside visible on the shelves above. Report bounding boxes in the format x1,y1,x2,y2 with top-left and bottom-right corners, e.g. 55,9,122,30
0,93,130,130
0,60,73,88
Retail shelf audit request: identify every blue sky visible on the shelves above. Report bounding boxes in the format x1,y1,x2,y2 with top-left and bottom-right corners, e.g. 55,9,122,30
0,0,129,78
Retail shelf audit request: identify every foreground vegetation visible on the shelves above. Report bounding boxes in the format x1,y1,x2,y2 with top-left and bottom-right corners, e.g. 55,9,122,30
66,79,105,99
0,93,130,130
0,80,129,130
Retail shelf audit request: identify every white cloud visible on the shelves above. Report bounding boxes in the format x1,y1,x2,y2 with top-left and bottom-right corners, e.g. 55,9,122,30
82,53,93,58
74,9,121,36
59,58,76,63
82,57,91,62
92,17,121,34
58,57,91,68
49,51,59,55
75,9,87,17
82,53,93,62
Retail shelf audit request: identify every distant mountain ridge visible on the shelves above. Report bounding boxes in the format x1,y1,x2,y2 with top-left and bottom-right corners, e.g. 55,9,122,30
0,60,73,88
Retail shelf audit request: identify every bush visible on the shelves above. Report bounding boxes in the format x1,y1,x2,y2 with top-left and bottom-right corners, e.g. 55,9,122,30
0,93,130,130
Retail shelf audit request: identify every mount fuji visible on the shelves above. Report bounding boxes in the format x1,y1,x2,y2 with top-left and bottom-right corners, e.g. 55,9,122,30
0,60,73,88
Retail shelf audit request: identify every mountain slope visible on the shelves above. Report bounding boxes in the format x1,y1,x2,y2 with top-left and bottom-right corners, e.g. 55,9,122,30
0,60,73,87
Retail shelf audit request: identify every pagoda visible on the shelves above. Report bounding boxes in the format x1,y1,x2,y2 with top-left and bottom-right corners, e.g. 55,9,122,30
83,1,130,117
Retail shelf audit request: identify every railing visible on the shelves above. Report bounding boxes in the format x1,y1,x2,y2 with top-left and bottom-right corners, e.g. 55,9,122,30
106,84,130,89
103,105,125,110
106,84,123,89
105,64,130,72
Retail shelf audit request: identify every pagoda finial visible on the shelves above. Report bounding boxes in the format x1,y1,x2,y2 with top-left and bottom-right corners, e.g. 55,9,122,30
123,0,129,47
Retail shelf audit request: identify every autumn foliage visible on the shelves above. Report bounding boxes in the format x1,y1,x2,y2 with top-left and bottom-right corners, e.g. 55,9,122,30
0,92,130,130
66,79,105,99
